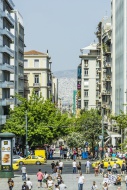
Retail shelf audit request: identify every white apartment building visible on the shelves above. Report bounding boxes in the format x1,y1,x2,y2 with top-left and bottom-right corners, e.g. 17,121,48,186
0,0,15,126
24,50,53,100
112,0,127,115
52,76,58,104
78,43,99,110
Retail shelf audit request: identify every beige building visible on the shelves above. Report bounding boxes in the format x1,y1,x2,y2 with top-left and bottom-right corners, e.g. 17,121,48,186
24,50,53,100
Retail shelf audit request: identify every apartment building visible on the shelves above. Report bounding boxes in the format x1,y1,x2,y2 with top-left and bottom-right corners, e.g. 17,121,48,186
0,0,15,126
78,43,99,110
52,75,58,104
24,50,53,100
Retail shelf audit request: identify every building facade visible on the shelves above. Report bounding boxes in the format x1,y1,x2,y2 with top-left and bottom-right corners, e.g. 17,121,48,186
0,0,15,126
24,50,52,100
78,43,99,110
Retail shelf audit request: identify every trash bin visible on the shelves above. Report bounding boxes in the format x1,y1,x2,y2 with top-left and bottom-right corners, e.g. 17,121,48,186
82,152,88,159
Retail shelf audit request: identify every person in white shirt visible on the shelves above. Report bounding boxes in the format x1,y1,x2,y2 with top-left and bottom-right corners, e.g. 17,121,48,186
26,178,33,190
78,172,85,190
47,176,54,189
85,160,91,174
21,165,27,181
59,181,67,190
72,160,77,173
91,181,98,190
59,160,64,174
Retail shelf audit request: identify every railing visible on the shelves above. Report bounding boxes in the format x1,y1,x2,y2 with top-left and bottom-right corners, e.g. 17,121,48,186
33,83,40,87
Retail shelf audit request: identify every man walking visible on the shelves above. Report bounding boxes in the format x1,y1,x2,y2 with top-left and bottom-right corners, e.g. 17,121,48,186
59,160,64,174
59,180,67,190
51,160,56,173
85,160,91,174
21,165,27,181
22,182,29,190
26,177,33,190
8,178,14,190
72,160,77,174
77,172,85,190
37,169,43,188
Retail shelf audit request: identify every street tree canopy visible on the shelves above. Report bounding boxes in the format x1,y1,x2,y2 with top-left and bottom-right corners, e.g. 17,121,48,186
2,92,72,146
66,132,84,148
76,109,102,151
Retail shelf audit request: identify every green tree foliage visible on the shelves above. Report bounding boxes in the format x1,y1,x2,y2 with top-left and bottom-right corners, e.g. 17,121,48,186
111,111,127,129
2,92,72,146
66,132,84,148
76,109,102,151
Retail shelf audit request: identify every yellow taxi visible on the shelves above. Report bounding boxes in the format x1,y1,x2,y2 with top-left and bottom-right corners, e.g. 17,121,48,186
13,162,19,170
92,157,125,168
16,155,46,165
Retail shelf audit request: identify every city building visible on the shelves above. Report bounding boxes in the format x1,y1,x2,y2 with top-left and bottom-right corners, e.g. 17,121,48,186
72,90,77,115
24,50,52,100
0,0,15,126
10,10,24,107
52,75,58,105
78,43,99,110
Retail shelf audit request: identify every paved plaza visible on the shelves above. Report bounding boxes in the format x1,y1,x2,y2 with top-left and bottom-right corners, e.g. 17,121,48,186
0,173,126,190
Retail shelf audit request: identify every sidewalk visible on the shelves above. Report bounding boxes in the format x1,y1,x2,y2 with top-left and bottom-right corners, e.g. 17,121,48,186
0,173,125,190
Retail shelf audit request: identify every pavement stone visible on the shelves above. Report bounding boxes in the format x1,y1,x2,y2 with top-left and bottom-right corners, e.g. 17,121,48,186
0,173,125,190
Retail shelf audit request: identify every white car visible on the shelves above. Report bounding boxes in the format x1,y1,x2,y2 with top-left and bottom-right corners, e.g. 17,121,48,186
13,155,23,162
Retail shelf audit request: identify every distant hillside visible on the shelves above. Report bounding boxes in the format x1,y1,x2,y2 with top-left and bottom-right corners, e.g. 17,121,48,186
54,70,77,105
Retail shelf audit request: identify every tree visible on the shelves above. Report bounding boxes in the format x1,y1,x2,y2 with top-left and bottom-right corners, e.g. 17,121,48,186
2,92,72,146
76,109,102,152
66,132,84,148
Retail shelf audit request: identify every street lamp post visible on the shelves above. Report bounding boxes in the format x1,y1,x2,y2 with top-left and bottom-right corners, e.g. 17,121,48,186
25,110,28,157
101,107,104,159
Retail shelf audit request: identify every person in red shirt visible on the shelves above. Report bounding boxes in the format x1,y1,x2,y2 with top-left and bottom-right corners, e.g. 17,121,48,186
37,169,43,188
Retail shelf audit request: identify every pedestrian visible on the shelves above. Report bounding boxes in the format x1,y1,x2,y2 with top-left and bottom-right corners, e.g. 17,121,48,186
43,171,48,188
8,178,14,190
22,182,29,190
125,173,127,190
77,172,85,190
47,176,54,190
102,182,108,190
56,173,62,185
59,180,67,190
91,181,98,190
56,161,59,173
112,161,117,174
100,161,104,176
107,162,112,174
85,160,91,174
37,169,44,188
21,165,27,181
59,160,64,174
51,161,56,173
72,159,77,174
94,163,99,176
26,177,33,190
77,161,81,174
55,184,59,190
121,161,126,175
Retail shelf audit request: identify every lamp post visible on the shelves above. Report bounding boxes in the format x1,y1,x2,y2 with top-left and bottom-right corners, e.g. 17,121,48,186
25,110,28,157
101,107,104,159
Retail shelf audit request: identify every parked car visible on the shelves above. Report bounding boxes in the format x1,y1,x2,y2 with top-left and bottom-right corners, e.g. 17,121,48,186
13,155,23,162
16,155,46,165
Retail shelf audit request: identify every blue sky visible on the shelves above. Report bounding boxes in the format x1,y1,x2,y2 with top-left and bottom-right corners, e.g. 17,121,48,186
13,0,111,72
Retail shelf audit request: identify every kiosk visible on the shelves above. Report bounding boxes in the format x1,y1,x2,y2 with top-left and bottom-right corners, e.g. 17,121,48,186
0,132,15,178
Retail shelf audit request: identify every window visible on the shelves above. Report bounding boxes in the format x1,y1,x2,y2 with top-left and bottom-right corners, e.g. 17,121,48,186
34,75,39,83
84,90,88,97
84,101,88,108
84,69,88,76
35,91,39,96
24,59,28,68
34,59,39,68
96,91,99,97
84,79,89,86
84,60,88,67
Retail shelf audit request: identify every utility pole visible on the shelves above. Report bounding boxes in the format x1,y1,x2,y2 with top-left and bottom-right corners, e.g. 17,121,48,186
25,110,28,157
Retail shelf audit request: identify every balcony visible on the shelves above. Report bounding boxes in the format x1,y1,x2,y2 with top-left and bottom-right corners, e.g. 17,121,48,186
0,45,14,57
0,63,14,73
47,82,52,87
103,46,111,55
33,83,40,87
102,90,111,96
97,43,101,49
105,62,111,68
77,84,81,89
2,10,15,26
0,81,14,88
0,27,14,42
6,0,15,9
18,73,24,79
96,55,101,61
0,115,7,125
105,76,111,81
0,98,14,106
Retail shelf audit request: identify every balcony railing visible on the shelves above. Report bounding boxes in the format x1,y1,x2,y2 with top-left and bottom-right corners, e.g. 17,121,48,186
0,63,14,73
105,62,111,67
2,10,15,26
0,81,14,88
0,98,14,106
0,45,14,57
33,83,40,87
0,27,14,42
96,56,101,61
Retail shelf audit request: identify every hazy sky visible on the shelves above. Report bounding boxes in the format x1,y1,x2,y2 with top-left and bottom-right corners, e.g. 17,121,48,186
13,0,111,72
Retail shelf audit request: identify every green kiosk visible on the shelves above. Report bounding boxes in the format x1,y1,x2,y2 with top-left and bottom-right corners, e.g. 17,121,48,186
0,132,15,178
